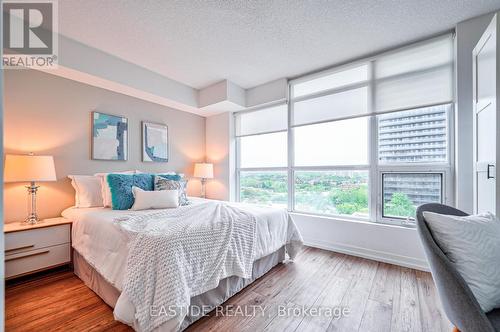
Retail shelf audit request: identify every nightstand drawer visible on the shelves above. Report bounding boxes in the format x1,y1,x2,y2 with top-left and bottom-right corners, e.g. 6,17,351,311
5,243,71,279
5,224,70,255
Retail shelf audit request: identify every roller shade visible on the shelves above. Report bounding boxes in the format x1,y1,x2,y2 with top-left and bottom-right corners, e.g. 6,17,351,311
235,104,287,137
374,34,453,113
291,34,453,126
292,64,369,98
293,87,368,126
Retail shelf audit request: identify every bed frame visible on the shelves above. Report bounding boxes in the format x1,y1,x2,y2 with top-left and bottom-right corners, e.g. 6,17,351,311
73,247,286,330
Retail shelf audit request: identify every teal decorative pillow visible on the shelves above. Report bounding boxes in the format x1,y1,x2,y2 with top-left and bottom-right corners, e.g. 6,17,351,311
107,173,154,210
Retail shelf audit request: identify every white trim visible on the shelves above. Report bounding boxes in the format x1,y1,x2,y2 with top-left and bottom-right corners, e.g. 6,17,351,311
292,209,370,222
303,237,429,271
292,165,370,171
238,167,288,172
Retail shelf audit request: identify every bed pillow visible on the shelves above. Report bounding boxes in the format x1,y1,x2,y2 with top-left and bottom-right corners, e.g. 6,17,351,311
423,211,500,312
95,170,135,207
68,175,103,207
107,173,154,210
130,186,179,210
154,176,189,206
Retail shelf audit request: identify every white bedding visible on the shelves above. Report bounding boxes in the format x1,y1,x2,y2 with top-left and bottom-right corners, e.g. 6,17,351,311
63,198,303,331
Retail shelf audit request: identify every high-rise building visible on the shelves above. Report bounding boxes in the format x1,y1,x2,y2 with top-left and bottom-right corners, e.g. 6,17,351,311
378,105,449,215
378,105,448,163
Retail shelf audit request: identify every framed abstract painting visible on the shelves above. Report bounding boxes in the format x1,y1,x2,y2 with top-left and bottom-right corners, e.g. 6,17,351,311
91,111,128,161
142,122,169,162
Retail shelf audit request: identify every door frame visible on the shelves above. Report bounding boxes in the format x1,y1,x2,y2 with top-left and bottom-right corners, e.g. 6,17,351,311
472,13,500,214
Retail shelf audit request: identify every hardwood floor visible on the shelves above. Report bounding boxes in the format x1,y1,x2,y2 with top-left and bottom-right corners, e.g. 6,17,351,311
5,247,453,332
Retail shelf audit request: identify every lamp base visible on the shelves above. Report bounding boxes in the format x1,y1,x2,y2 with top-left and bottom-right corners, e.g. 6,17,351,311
200,178,207,199
25,214,39,225
25,182,40,224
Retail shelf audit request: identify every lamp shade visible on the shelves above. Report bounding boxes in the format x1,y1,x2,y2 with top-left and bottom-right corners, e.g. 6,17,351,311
194,163,213,179
4,154,57,183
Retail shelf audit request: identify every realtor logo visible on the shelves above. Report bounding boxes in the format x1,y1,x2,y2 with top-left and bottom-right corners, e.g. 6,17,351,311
2,0,58,69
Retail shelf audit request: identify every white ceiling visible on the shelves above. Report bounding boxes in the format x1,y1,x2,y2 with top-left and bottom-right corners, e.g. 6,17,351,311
59,0,500,90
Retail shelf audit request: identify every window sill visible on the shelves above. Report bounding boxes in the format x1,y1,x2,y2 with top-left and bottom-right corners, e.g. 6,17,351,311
289,211,417,230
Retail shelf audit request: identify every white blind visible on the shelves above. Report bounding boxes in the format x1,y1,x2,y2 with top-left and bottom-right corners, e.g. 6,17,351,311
374,34,453,112
293,87,368,126
291,34,453,126
235,104,287,137
292,64,369,98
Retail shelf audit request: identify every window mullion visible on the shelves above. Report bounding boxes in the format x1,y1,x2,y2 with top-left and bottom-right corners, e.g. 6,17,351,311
368,61,379,223
288,83,294,212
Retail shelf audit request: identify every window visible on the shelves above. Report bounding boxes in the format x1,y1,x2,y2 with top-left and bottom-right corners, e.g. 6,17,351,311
382,173,443,219
235,104,288,207
235,34,454,226
377,105,449,223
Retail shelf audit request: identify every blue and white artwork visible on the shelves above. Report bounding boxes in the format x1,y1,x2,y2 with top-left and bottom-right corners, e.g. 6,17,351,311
92,112,128,161
142,122,168,162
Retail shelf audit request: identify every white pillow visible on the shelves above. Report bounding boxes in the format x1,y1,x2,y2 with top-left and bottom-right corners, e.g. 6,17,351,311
68,175,103,208
130,186,179,211
94,170,136,207
423,211,500,312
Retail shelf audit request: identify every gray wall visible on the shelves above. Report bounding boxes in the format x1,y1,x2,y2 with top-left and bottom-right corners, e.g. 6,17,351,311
206,112,235,201
455,12,495,213
4,69,205,222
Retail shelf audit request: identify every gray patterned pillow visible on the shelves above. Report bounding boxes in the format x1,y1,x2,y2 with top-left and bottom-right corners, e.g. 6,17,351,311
154,176,189,206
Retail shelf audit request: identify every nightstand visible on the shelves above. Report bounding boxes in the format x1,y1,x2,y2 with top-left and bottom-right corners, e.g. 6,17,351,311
4,217,72,280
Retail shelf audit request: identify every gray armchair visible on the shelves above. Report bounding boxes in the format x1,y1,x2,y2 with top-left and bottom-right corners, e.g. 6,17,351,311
416,203,499,332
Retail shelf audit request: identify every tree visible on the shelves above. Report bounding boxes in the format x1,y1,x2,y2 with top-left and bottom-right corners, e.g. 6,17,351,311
329,186,368,215
384,192,416,218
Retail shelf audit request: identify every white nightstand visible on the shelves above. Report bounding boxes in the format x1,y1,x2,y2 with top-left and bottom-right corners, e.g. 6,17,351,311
4,217,72,280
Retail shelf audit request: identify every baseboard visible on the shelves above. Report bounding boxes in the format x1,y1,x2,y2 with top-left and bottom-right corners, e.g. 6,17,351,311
303,237,429,271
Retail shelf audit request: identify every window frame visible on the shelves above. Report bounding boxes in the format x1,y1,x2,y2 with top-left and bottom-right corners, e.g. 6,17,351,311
374,104,454,225
235,102,454,226
235,102,289,204
378,170,447,226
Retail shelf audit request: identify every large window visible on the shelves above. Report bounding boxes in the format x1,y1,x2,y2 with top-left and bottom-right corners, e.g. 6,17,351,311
235,104,288,207
235,34,454,225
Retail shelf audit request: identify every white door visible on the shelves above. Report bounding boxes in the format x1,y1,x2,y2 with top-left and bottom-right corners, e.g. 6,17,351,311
473,14,500,215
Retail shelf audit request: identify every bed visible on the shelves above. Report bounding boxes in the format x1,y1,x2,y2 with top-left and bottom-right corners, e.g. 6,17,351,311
62,197,303,332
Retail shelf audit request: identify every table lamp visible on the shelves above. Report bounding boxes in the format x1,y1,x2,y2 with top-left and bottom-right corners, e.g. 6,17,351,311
194,163,213,199
4,153,57,224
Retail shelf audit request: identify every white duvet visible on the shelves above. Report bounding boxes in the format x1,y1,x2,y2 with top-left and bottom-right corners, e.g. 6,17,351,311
63,198,303,331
